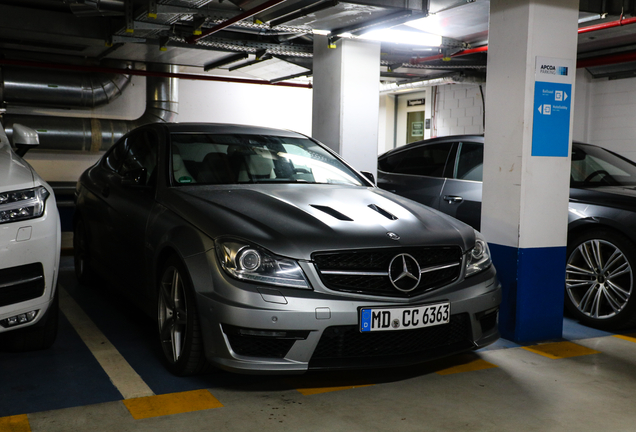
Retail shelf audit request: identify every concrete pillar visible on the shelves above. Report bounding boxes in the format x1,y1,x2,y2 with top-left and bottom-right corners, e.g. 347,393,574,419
312,36,381,176
482,0,579,342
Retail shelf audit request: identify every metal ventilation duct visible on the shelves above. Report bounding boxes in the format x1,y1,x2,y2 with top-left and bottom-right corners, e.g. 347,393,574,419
3,64,178,152
1,67,131,108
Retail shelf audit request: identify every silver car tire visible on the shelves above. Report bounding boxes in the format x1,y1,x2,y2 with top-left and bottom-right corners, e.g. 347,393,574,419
565,229,636,330
157,256,210,376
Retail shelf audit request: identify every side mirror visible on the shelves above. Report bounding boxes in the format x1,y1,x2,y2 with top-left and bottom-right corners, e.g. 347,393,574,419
361,171,376,185
121,167,148,187
13,124,40,157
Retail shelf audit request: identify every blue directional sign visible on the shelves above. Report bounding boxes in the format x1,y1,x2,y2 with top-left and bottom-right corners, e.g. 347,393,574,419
532,81,571,157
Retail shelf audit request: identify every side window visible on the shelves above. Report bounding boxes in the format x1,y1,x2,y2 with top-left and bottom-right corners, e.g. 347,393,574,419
118,130,159,184
455,142,484,181
378,143,453,177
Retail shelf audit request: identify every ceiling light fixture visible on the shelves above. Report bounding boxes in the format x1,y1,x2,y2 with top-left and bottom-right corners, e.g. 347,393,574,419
357,29,442,47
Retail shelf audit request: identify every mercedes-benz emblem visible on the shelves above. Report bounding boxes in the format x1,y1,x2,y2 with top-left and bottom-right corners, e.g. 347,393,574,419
388,253,421,292
387,232,400,240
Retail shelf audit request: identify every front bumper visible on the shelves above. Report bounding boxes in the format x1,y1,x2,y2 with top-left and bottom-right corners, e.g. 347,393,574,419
0,203,60,333
187,250,501,374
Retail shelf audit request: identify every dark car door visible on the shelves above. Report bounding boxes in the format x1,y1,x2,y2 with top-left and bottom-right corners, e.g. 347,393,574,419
438,141,484,230
377,141,456,209
91,128,160,299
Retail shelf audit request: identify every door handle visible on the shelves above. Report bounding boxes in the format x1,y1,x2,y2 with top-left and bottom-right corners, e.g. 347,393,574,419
443,195,463,204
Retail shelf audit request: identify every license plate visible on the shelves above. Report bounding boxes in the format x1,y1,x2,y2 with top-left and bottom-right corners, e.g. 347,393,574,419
359,302,450,332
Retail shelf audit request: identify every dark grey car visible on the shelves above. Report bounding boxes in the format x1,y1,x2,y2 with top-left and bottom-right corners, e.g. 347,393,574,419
378,135,636,331
74,124,501,375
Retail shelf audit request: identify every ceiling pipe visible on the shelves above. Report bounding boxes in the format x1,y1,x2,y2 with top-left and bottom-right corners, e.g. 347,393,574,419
1,66,131,108
577,51,636,68
187,0,288,44
0,58,312,89
412,15,636,65
3,64,178,152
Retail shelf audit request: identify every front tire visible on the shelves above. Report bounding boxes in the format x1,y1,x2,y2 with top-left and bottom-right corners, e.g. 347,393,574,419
565,229,636,330
74,217,97,285
157,256,210,376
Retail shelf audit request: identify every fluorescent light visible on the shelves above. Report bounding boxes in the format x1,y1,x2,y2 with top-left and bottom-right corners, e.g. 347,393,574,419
358,28,442,47
312,29,331,35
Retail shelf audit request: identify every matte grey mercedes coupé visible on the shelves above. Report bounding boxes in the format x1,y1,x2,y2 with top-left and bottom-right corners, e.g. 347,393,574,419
74,123,500,375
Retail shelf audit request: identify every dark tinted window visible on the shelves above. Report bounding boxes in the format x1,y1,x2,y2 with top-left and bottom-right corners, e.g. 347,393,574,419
571,144,636,187
105,130,159,183
455,142,483,181
378,143,453,177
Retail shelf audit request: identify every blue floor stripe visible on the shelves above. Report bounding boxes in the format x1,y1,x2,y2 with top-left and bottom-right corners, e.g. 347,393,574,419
0,312,122,417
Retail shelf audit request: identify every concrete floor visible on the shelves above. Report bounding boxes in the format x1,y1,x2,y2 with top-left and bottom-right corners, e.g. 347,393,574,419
2,256,636,432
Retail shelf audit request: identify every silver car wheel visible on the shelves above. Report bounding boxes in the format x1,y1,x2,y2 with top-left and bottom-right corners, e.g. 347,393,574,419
566,239,633,320
158,266,188,364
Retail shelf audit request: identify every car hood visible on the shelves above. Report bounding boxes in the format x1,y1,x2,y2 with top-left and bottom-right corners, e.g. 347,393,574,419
165,184,475,260
571,186,636,212
0,142,35,192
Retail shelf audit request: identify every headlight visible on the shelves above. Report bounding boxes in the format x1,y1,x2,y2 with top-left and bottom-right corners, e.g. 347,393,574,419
465,231,492,277
0,186,50,224
215,240,310,289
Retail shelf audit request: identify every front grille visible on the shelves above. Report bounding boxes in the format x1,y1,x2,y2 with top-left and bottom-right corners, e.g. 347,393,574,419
0,263,45,307
310,313,473,369
313,247,462,297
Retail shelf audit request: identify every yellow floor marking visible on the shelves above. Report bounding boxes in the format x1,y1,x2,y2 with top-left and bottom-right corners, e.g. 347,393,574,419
58,285,155,400
0,414,31,432
436,358,498,375
613,334,636,343
522,341,601,359
296,384,374,396
123,389,223,420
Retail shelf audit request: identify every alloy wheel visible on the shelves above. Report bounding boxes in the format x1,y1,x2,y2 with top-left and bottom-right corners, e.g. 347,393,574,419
158,266,188,364
566,239,633,320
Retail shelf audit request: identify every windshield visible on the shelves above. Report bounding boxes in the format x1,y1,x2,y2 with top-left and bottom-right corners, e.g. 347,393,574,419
571,144,636,188
169,133,365,186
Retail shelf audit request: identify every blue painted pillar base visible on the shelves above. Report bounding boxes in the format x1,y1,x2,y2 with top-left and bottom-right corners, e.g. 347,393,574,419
489,244,566,342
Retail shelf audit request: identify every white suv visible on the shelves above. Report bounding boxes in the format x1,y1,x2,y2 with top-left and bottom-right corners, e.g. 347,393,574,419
0,121,60,351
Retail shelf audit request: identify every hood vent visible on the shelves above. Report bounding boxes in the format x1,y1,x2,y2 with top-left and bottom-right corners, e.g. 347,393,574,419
310,205,353,221
368,204,398,221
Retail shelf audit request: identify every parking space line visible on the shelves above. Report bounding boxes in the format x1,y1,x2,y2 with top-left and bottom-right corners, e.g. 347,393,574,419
0,414,31,432
123,389,223,420
435,358,498,375
522,341,601,359
58,285,155,400
613,334,636,343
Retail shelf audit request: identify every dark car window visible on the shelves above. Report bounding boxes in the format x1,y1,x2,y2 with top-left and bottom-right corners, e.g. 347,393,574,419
170,133,365,186
454,142,483,181
571,144,636,187
105,130,159,184
378,143,453,177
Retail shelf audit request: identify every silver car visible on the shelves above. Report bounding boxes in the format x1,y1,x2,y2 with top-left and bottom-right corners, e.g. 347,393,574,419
74,123,500,375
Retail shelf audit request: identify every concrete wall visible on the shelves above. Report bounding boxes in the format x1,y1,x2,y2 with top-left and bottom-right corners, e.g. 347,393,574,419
433,84,485,137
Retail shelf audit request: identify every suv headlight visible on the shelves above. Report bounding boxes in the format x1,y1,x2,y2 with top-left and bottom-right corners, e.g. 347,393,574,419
465,231,492,277
216,240,310,289
0,186,50,224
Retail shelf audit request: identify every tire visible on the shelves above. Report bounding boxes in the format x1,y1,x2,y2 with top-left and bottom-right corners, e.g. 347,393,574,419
565,229,636,330
1,288,59,352
157,256,210,376
74,217,97,285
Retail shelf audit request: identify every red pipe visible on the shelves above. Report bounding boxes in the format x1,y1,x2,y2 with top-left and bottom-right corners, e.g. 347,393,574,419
410,45,488,64
577,15,636,34
412,15,636,65
577,51,636,68
187,0,287,44
0,58,312,89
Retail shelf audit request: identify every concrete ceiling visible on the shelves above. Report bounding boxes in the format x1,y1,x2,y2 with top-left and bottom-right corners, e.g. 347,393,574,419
0,0,635,88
